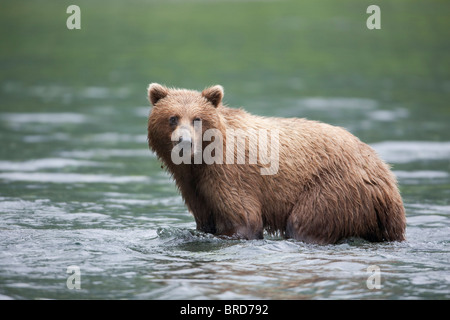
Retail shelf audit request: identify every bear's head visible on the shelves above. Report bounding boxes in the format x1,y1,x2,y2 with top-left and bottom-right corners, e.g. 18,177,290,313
147,83,225,166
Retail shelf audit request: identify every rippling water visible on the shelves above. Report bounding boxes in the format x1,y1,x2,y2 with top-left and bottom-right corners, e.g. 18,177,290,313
0,92,449,300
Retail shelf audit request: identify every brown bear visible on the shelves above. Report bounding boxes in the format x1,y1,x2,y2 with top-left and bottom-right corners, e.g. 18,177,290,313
147,83,406,244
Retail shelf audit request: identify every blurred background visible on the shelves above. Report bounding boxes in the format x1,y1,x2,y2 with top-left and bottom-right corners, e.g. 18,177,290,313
0,0,449,300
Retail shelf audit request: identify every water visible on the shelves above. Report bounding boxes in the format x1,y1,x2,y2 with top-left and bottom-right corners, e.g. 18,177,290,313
0,90,448,300
0,0,449,300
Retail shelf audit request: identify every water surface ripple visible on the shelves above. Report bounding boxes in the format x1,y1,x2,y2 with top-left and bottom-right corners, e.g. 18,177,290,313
0,103,449,300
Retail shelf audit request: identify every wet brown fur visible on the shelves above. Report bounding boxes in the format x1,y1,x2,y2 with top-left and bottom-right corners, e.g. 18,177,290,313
147,84,406,244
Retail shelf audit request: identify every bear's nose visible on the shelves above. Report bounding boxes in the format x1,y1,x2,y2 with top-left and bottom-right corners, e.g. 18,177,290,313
178,135,192,144
172,126,193,147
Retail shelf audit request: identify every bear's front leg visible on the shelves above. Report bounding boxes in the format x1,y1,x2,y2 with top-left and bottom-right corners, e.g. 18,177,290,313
193,166,264,240
189,199,263,239
210,196,264,240
216,224,264,240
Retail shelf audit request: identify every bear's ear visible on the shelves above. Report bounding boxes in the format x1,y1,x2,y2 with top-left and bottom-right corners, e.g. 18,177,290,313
148,83,169,105
202,85,224,108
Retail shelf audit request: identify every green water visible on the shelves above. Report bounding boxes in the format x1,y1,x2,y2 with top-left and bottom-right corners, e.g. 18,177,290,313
0,0,449,299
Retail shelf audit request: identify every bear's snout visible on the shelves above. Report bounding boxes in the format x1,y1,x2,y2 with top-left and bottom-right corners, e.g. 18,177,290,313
172,126,193,146
170,126,198,160
177,134,192,144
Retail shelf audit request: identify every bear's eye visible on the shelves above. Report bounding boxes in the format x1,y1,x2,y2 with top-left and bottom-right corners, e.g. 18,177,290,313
169,116,178,126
